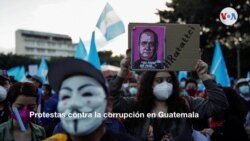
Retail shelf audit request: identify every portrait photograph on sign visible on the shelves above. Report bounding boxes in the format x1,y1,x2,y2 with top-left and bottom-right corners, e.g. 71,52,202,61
130,25,166,70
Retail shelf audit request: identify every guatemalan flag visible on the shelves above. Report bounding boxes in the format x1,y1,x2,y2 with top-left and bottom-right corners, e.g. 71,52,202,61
88,31,101,70
37,57,48,84
210,41,231,87
74,38,87,60
96,3,125,41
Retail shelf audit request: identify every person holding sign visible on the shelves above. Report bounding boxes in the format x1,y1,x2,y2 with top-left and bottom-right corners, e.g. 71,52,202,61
110,56,229,141
0,82,46,141
133,28,164,70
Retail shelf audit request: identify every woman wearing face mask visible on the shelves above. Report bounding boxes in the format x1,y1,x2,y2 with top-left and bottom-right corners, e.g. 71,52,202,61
0,82,46,141
110,57,229,141
185,79,199,97
125,79,138,97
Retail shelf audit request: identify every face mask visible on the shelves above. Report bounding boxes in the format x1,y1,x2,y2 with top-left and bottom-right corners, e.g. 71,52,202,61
153,81,173,100
11,107,32,125
129,87,138,95
0,86,7,102
186,88,197,96
122,83,129,89
180,81,186,88
58,75,107,135
239,85,250,95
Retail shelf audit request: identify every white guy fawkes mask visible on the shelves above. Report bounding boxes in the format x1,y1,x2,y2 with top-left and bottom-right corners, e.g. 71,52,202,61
58,75,107,135
0,85,7,102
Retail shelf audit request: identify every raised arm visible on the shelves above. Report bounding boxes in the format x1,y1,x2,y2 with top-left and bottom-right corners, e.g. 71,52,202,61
109,56,135,113
187,60,229,118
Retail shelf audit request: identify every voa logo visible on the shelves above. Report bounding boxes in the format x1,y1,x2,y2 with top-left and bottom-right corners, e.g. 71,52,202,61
220,7,238,25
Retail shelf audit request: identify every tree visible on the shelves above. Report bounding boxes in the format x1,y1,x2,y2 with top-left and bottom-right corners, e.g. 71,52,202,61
98,51,124,66
0,51,123,71
158,0,250,78
0,53,40,70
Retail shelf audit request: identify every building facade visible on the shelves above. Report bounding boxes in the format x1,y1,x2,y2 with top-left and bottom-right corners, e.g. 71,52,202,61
16,29,76,60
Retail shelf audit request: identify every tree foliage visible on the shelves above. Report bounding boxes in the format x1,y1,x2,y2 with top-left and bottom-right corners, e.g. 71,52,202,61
158,0,250,78
98,51,124,66
0,51,123,71
158,0,250,48
0,53,40,70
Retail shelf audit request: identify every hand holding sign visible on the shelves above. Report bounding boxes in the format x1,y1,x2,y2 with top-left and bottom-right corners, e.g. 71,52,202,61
117,56,130,78
195,60,211,81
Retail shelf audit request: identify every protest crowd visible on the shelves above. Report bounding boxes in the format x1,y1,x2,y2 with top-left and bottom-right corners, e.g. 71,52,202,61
0,2,249,141
0,50,249,141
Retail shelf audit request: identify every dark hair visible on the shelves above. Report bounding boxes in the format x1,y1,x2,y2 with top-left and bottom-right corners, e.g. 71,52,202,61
129,78,137,84
136,71,185,113
31,75,43,87
138,29,159,61
180,77,187,81
9,76,18,84
185,79,198,88
0,79,9,87
126,48,131,55
42,84,52,96
127,71,188,137
7,82,38,105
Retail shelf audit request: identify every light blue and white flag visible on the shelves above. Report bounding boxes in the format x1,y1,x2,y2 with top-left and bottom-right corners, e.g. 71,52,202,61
7,66,20,81
88,31,101,69
28,65,38,76
17,66,25,82
8,66,25,82
37,57,48,84
247,71,250,79
178,71,188,81
74,38,88,60
210,41,231,87
96,2,125,41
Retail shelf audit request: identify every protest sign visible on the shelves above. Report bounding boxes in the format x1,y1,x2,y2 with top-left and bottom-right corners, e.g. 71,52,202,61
129,24,165,70
129,23,200,71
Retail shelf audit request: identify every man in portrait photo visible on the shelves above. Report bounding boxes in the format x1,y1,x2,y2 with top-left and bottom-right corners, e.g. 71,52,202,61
133,28,164,70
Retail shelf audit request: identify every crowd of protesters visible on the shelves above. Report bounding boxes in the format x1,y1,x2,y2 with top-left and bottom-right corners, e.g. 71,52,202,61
0,54,249,141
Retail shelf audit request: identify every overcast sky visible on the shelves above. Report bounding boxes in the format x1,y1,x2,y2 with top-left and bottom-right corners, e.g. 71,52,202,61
0,0,168,56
